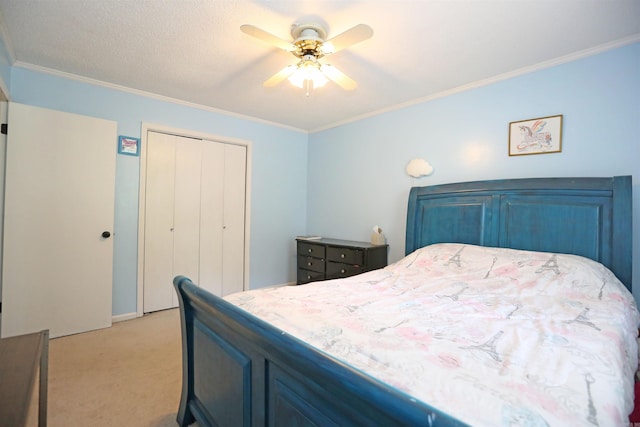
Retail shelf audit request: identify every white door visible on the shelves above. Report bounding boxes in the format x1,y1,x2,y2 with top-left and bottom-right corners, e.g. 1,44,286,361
142,131,246,313
0,101,7,305
142,132,178,312
200,142,246,297
221,144,246,295
172,137,203,292
143,133,204,312
1,103,116,338
199,140,225,296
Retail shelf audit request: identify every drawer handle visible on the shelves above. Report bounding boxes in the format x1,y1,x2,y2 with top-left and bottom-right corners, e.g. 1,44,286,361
307,262,313,267
341,253,345,258
341,269,346,274
308,248,312,253
307,275,311,280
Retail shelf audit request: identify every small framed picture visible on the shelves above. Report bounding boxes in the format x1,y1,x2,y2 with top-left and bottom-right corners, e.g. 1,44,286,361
118,136,140,156
508,115,563,156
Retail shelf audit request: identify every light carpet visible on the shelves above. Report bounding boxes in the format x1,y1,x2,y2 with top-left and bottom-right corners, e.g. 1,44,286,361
48,308,187,427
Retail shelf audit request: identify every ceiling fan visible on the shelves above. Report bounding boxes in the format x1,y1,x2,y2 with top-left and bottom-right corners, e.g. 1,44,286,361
240,21,373,95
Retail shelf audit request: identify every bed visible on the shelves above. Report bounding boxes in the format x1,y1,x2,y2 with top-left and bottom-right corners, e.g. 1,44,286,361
174,176,637,426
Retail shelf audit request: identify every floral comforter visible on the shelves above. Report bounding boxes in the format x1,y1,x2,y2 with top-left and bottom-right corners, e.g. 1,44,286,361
225,243,640,426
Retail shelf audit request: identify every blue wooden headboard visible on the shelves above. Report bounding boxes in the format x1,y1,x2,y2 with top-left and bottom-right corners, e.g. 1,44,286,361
406,176,632,290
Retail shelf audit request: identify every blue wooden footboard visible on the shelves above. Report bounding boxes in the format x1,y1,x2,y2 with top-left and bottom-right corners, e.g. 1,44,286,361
173,275,467,427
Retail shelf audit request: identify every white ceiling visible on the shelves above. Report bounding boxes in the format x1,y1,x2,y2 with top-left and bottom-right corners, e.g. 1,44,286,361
0,1,638,132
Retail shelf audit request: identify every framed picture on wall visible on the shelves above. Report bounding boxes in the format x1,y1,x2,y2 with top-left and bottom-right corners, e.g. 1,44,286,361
118,136,140,156
508,115,563,156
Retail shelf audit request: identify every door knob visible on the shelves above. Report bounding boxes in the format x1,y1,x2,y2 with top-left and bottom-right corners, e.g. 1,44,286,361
101,231,111,238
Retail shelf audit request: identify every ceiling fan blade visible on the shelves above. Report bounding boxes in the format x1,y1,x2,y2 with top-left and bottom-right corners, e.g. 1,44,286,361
240,24,297,52
263,65,298,87
322,24,373,54
320,64,357,90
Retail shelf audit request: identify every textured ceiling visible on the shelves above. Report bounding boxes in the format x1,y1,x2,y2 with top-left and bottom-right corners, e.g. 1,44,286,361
0,1,639,132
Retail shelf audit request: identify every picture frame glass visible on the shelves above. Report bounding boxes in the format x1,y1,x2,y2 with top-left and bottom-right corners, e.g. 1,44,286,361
118,136,140,156
509,115,562,156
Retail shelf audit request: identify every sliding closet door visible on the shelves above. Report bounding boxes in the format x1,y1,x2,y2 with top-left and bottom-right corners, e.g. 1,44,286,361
144,132,204,312
199,142,246,297
143,132,177,312
172,138,202,290
143,131,246,313
222,144,246,295
199,141,225,296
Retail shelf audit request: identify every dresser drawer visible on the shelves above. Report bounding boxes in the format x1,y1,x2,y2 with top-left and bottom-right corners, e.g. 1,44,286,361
326,261,365,278
297,255,325,273
297,241,326,258
326,246,363,265
297,269,324,284
295,237,388,285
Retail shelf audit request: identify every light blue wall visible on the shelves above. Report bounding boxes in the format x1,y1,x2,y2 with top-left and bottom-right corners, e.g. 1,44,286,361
0,32,10,96
3,41,639,314
9,68,308,316
308,42,640,301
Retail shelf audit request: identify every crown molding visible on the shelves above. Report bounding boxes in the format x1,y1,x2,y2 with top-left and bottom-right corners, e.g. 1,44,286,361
13,61,308,134
310,34,640,133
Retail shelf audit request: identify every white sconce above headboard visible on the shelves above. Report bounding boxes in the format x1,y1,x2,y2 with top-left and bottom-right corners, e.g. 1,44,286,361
406,158,434,178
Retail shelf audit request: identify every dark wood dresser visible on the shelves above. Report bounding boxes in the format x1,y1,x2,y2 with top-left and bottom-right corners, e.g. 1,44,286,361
0,329,49,426
296,238,388,285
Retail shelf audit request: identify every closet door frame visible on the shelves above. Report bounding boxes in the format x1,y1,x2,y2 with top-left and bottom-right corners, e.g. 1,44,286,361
136,123,252,318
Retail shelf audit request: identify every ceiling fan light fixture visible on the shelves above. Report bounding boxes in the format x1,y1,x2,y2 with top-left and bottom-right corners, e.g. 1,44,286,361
288,59,328,95
242,21,372,95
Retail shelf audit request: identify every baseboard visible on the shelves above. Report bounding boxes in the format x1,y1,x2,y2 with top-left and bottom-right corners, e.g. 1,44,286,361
113,283,293,322
112,312,138,323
